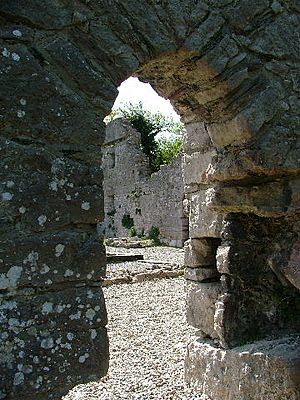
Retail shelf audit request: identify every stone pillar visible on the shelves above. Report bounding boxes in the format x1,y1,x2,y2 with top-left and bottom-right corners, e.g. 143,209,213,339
0,140,109,399
0,18,112,399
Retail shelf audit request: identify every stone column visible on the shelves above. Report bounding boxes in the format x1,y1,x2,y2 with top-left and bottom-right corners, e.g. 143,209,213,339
0,19,112,399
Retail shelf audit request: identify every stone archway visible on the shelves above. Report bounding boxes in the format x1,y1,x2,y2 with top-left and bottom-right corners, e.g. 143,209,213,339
0,1,299,399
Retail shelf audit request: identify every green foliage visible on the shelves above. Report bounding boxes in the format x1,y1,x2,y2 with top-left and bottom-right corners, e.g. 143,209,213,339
106,102,183,172
129,226,137,237
104,237,114,246
137,228,145,238
107,209,116,217
147,225,160,244
121,214,134,229
153,136,182,170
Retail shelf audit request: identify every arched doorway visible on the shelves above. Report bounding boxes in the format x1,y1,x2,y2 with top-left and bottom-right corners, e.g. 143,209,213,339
0,1,299,399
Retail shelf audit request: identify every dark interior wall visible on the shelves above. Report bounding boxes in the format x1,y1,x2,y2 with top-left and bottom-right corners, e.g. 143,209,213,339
0,1,299,398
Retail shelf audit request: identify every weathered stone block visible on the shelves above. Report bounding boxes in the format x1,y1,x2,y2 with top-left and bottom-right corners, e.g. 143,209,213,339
201,34,240,76
268,235,300,291
249,12,300,62
245,84,285,134
222,0,269,31
194,81,228,106
184,238,219,267
184,14,225,54
0,139,104,236
44,36,117,103
0,43,106,145
185,336,300,400
186,281,221,338
0,286,108,399
213,292,238,348
104,118,140,144
0,233,106,290
0,1,92,29
183,150,217,187
215,216,300,348
216,245,230,274
278,238,300,290
89,19,142,75
189,191,224,238
206,181,300,217
183,122,212,155
206,114,252,148
185,266,220,282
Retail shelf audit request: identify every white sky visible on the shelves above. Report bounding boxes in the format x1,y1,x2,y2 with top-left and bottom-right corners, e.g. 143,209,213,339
113,77,180,121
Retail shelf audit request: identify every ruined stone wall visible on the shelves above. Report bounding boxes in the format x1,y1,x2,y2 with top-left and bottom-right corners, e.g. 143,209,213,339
0,1,299,399
101,118,188,247
183,121,300,398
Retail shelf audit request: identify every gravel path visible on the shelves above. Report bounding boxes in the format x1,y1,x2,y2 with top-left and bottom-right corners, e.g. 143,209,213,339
64,277,202,400
105,246,184,278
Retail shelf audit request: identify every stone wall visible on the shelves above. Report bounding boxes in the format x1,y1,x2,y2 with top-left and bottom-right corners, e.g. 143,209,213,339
101,118,188,247
0,1,299,399
183,122,300,399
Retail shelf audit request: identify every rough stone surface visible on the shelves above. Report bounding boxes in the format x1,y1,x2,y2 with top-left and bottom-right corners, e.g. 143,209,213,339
188,190,224,239
184,266,220,282
0,140,108,399
184,238,220,267
0,287,108,400
186,336,300,400
0,1,300,398
101,118,188,247
186,281,222,339
214,214,300,348
207,179,300,217
269,237,300,291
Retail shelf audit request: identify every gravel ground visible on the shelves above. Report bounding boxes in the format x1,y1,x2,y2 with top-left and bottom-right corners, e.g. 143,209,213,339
64,276,203,400
106,246,184,278
106,245,185,263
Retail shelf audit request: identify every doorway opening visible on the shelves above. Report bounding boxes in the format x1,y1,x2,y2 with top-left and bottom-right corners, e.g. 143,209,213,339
101,77,188,248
